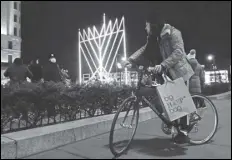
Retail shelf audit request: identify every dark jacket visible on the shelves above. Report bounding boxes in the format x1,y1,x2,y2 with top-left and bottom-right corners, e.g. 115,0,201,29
4,64,33,83
188,58,205,93
29,64,43,82
129,24,194,82
43,62,61,82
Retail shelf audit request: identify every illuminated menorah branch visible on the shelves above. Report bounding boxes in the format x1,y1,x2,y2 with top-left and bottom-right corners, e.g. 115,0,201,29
78,14,128,84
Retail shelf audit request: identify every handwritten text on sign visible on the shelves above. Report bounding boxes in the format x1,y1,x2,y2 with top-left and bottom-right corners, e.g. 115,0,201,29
164,95,186,113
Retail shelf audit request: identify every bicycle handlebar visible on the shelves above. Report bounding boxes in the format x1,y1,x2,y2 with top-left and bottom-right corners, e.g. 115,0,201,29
124,63,168,75
124,62,172,85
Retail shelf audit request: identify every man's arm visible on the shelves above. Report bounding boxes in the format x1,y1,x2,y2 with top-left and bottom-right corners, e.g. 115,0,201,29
38,66,43,79
161,30,185,69
56,64,62,81
26,67,33,79
128,44,147,64
128,34,157,65
4,68,10,77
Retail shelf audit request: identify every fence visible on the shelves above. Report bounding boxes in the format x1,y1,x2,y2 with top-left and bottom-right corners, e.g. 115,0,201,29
1,105,116,134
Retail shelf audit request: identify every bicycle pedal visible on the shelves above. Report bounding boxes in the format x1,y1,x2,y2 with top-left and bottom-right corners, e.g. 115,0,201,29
161,124,171,135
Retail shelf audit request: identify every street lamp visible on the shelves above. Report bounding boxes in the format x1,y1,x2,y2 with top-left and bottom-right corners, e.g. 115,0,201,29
207,55,214,62
117,62,122,69
206,54,216,66
115,55,125,85
116,62,122,85
207,54,217,83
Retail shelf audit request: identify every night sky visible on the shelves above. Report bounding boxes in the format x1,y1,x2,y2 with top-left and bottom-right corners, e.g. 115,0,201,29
21,1,231,81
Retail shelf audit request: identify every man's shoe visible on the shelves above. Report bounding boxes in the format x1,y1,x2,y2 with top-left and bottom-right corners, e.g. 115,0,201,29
173,131,190,144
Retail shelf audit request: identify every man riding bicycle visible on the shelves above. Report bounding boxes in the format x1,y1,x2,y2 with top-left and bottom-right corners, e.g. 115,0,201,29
122,11,194,144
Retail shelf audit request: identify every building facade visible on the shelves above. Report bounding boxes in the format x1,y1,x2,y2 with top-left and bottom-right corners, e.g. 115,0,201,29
1,1,21,80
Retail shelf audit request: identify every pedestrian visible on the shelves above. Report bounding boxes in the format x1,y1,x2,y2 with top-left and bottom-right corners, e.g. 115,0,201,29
28,58,43,83
60,68,71,86
187,49,205,94
4,58,33,85
42,54,62,82
187,49,206,110
123,11,194,143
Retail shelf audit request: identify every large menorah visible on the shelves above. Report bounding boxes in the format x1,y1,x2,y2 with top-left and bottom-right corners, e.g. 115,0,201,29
78,14,128,84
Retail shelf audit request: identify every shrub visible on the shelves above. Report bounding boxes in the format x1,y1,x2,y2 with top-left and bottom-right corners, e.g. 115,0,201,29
203,82,230,95
1,81,136,133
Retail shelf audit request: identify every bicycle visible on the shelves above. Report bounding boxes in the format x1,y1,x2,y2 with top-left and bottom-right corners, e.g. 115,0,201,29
109,65,218,157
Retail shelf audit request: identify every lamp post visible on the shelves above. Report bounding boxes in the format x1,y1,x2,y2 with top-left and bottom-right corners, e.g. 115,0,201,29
121,56,127,85
116,56,118,83
229,65,231,90
116,55,121,85
117,62,122,85
207,54,216,83
115,55,127,85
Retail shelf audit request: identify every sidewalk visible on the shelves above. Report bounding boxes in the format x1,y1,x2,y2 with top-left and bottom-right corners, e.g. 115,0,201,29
24,98,231,159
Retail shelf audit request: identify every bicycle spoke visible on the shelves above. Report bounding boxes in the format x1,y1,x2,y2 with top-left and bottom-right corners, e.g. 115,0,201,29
109,97,139,157
122,103,132,124
188,93,218,145
130,108,136,126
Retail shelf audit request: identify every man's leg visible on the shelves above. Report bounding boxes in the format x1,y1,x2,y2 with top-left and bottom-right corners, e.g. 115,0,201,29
173,81,190,143
179,80,190,131
179,116,189,130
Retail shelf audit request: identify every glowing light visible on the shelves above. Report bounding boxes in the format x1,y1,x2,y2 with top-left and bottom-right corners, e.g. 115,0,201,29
204,70,229,84
1,26,7,35
79,34,98,70
109,34,124,73
78,14,127,84
78,29,82,84
122,16,128,84
84,29,100,61
207,54,214,61
117,62,122,69
104,18,124,69
80,46,94,74
121,57,126,61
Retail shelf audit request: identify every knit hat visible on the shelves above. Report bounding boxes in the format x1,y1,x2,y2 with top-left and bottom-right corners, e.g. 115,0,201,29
49,53,55,59
187,49,196,59
145,10,165,25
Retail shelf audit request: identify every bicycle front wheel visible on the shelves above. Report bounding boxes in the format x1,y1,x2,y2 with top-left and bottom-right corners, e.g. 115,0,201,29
109,96,139,157
188,93,219,145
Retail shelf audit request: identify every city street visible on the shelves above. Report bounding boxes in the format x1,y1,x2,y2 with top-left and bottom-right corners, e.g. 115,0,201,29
24,98,231,159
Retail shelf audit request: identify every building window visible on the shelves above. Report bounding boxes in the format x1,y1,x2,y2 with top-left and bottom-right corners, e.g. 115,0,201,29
14,27,17,36
8,55,13,64
8,41,13,49
19,16,21,24
14,2,17,10
14,15,17,22
19,28,21,37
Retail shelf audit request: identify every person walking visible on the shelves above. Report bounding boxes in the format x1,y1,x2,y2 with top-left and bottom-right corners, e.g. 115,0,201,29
28,58,43,83
4,58,33,85
42,54,62,82
187,49,206,113
187,49,205,94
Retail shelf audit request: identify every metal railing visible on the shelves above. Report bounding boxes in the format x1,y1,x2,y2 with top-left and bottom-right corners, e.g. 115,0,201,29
1,97,149,134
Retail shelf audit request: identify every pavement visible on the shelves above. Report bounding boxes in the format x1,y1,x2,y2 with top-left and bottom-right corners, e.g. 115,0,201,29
23,98,231,159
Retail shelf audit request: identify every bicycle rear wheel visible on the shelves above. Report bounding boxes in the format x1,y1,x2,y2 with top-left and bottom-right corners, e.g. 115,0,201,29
109,96,139,157
188,93,219,145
